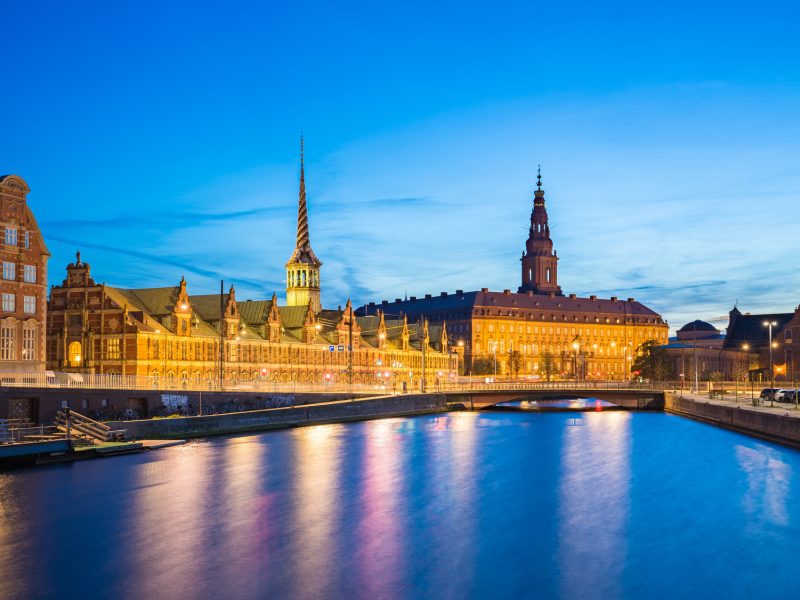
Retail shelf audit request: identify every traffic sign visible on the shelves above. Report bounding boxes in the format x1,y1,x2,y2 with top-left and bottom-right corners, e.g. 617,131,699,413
329,345,335,352
337,345,345,352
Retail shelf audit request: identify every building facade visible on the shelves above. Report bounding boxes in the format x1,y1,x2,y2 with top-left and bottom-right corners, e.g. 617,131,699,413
0,175,49,371
359,171,669,379
46,146,454,388
663,319,757,383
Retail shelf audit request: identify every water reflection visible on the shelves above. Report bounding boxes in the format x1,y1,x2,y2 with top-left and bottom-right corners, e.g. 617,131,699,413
355,418,407,600
736,444,791,529
122,443,213,598
290,424,344,598
557,412,631,600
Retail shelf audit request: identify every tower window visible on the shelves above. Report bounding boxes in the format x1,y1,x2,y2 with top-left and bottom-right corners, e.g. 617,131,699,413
546,268,551,283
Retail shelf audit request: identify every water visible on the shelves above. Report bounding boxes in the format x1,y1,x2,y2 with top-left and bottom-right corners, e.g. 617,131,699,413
1,411,798,599
493,397,619,410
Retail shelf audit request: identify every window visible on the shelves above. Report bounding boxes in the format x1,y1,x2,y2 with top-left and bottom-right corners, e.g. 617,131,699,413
1,326,14,360
106,338,120,359
2,293,15,312
23,265,36,283
22,329,35,360
786,330,794,343
23,295,35,314
546,268,551,283
5,227,17,246
23,231,29,249
2,262,15,280
68,341,82,366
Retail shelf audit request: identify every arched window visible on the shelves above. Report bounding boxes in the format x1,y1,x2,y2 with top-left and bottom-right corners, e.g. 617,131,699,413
528,268,532,282
301,271,307,286
546,268,551,283
786,329,793,343
69,341,82,367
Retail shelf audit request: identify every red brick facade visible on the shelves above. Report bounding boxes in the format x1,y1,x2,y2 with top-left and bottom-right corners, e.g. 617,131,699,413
0,175,50,371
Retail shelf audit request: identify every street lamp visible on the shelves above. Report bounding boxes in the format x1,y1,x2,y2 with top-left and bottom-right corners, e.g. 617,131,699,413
764,321,778,406
572,342,580,382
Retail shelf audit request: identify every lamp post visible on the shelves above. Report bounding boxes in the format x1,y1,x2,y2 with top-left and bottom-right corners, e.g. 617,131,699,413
742,343,751,402
572,342,580,382
491,341,497,379
764,321,777,406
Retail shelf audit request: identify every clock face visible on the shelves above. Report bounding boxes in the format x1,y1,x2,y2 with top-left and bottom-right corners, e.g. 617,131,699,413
108,317,120,331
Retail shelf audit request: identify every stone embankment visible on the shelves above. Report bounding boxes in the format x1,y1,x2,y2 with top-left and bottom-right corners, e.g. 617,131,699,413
665,391,800,448
109,393,448,439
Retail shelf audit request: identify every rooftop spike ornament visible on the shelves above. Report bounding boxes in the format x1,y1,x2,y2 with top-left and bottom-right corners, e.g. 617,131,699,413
285,135,322,312
537,164,542,191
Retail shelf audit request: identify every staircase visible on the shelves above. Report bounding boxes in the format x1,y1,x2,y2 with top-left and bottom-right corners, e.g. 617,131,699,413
54,411,126,444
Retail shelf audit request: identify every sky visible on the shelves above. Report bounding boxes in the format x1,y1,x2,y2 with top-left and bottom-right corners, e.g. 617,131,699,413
2,0,799,333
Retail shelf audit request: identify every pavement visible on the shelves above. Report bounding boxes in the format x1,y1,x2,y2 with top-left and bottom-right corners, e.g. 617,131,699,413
674,390,800,419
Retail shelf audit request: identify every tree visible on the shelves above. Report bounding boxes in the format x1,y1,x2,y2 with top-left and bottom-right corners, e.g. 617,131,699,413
508,350,523,378
540,351,555,382
631,340,675,381
471,357,495,376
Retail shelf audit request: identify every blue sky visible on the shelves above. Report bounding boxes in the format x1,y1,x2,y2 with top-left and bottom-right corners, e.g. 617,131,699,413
2,0,799,332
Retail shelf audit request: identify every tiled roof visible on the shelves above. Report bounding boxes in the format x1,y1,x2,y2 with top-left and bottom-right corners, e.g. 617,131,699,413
723,312,794,350
359,289,665,322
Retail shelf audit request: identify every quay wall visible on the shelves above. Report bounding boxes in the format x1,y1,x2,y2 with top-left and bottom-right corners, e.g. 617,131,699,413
107,393,448,439
665,392,800,448
0,387,371,424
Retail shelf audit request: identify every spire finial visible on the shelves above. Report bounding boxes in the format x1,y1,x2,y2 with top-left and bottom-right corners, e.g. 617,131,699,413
295,134,309,249
76,251,81,265
537,164,542,191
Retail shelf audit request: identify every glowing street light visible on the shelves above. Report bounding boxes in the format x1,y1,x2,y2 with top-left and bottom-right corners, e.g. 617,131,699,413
764,320,778,405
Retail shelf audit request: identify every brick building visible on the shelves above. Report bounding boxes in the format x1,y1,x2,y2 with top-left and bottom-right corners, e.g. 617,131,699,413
0,175,49,371
46,144,454,388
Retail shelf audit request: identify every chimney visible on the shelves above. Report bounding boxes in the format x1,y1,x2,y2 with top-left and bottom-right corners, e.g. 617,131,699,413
440,292,448,297
627,297,635,303
590,295,597,301
569,293,576,299
456,289,464,295
611,296,617,302
424,294,432,299
503,289,511,295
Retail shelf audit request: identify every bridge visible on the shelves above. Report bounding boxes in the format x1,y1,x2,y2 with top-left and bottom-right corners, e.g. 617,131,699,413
441,382,667,411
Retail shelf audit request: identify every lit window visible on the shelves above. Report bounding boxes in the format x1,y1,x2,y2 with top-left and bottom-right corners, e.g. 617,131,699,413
23,265,36,283
23,295,35,314
2,262,15,280
106,338,121,359
22,329,36,360
68,341,82,366
5,227,17,246
2,293,15,312
1,326,14,360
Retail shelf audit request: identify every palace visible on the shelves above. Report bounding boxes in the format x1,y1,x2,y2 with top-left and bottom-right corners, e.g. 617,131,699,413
0,175,49,371
45,143,455,388
359,169,669,379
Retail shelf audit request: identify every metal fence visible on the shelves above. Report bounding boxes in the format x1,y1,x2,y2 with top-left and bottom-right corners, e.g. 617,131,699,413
0,370,687,394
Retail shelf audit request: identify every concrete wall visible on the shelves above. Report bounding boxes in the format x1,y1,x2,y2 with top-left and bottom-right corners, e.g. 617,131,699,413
107,393,448,439
665,392,800,448
0,387,372,424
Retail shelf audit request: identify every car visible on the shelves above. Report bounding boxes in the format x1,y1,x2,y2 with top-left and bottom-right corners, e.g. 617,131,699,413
777,389,798,402
759,388,781,402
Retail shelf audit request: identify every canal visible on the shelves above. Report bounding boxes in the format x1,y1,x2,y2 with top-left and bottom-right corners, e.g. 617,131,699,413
1,411,798,599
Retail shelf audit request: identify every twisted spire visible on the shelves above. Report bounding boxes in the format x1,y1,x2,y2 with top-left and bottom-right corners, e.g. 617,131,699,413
536,164,542,191
296,134,309,249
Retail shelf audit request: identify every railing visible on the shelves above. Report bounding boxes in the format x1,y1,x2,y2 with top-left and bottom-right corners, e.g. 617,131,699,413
54,410,126,443
0,370,688,394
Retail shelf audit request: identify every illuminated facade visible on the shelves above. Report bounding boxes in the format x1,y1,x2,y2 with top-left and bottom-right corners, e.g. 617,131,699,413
0,175,49,371
46,146,454,387
360,170,669,379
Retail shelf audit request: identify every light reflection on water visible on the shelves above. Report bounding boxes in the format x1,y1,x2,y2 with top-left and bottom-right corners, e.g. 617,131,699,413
558,412,630,600
0,412,799,600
